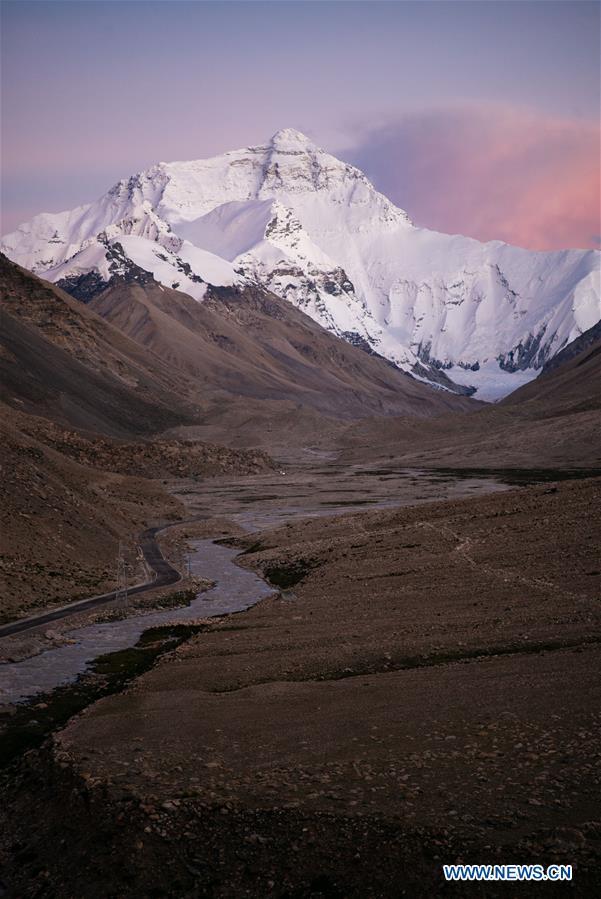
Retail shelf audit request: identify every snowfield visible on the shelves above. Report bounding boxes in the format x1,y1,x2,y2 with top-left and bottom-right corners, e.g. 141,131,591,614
2,128,599,399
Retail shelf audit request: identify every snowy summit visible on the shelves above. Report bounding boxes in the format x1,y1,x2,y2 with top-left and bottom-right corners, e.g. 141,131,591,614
2,129,599,400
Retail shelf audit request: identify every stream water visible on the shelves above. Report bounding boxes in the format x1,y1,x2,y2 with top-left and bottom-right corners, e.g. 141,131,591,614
0,540,274,706
0,468,515,706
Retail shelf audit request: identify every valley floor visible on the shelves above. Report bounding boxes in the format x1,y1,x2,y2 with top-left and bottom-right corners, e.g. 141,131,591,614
1,474,600,897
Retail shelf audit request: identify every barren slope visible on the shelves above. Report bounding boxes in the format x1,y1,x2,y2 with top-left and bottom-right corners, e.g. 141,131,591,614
0,254,200,437
89,278,477,421
0,403,184,621
339,328,601,469
0,257,276,620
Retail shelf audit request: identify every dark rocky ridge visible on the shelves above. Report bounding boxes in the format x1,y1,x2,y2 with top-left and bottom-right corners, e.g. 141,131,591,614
541,319,601,374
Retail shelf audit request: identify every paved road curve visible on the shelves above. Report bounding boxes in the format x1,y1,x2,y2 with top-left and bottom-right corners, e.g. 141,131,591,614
0,522,188,639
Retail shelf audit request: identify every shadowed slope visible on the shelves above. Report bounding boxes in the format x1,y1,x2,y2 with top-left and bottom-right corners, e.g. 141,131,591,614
89,278,477,421
501,321,601,413
0,257,275,619
0,254,199,437
339,330,601,469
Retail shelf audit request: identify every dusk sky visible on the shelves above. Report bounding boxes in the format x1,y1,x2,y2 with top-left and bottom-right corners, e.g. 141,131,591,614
2,0,600,250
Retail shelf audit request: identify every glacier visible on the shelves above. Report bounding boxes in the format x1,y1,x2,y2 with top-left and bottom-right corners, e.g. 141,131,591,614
2,127,599,400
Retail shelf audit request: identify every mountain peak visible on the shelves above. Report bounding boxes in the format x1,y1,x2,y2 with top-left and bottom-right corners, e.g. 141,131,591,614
269,128,316,151
2,131,598,403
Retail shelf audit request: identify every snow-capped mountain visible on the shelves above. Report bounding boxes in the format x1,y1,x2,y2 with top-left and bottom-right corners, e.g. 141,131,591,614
2,128,599,400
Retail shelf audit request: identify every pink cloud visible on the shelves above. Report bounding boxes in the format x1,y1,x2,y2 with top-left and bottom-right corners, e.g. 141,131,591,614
348,106,600,251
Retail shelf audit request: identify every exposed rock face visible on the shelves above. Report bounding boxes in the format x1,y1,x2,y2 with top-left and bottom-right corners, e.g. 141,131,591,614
540,319,601,374
2,128,599,399
56,241,157,302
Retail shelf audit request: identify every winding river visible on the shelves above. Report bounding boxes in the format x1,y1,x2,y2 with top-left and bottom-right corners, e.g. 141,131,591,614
0,467,515,706
0,540,274,706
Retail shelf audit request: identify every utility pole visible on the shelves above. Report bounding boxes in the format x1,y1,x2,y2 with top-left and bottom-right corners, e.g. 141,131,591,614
115,540,128,607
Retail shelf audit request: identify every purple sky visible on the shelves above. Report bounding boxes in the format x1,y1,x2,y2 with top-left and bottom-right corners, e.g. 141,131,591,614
2,0,600,249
